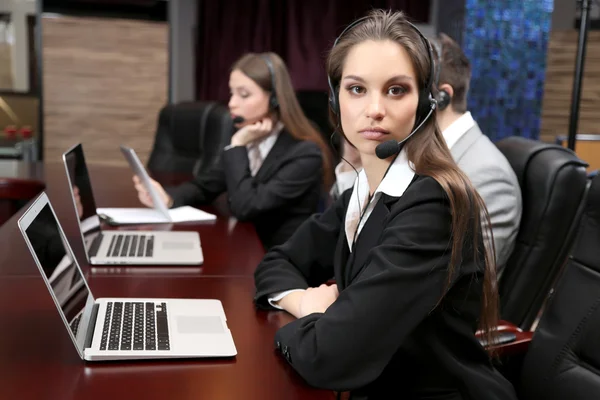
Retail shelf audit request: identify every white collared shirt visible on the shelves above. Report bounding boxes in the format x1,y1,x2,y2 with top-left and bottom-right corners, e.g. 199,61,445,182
331,161,361,199
246,122,283,176
344,148,415,250
441,111,475,150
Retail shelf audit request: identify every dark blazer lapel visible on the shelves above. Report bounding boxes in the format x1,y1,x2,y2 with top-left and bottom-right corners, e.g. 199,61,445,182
334,228,350,290
254,131,296,182
348,195,394,283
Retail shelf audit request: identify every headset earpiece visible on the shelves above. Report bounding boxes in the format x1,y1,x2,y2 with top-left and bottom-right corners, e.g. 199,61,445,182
430,37,452,112
437,89,451,111
328,82,340,117
260,55,279,110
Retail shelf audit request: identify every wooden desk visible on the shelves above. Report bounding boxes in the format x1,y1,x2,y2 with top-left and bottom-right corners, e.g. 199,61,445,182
0,276,333,399
0,163,265,277
0,163,333,399
0,160,45,226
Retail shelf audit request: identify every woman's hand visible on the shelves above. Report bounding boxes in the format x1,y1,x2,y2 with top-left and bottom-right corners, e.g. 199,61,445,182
230,118,273,147
298,284,339,317
133,175,173,208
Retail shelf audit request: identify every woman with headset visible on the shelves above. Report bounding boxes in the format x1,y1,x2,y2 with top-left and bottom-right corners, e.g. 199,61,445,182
254,10,516,400
133,52,334,250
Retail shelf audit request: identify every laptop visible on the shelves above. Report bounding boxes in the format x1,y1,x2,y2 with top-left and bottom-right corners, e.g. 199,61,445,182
18,192,237,361
62,143,204,265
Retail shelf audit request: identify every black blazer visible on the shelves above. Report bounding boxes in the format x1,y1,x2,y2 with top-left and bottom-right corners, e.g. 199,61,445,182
254,175,517,400
167,130,323,250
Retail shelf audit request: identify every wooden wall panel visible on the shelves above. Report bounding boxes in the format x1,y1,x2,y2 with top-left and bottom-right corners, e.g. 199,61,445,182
0,42,12,90
42,15,167,166
540,30,600,143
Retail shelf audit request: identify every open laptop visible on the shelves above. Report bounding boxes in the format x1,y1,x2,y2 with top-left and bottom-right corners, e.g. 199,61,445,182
62,143,204,265
18,192,237,361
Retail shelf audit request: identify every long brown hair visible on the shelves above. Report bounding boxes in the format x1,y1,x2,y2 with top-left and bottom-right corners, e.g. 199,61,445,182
326,10,499,350
232,52,334,189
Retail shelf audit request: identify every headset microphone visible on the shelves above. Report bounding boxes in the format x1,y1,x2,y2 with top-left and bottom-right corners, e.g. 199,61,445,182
232,116,245,124
374,101,436,159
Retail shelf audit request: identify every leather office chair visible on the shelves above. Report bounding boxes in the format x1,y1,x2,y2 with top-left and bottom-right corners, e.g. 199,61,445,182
519,173,600,399
147,101,233,175
495,137,589,331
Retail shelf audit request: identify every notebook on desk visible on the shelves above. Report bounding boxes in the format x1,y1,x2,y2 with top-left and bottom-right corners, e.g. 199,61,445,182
18,192,237,361
62,143,204,266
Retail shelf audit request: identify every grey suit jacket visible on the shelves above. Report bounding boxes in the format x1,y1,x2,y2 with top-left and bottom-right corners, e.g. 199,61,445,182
451,124,522,272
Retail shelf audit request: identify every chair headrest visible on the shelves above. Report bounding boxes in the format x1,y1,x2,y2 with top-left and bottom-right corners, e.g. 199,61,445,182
495,137,588,188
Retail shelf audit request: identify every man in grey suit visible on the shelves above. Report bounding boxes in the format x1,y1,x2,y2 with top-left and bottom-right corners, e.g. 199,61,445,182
431,33,522,273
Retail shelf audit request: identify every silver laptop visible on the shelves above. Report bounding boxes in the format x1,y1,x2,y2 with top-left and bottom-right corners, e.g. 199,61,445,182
62,143,204,265
18,192,237,361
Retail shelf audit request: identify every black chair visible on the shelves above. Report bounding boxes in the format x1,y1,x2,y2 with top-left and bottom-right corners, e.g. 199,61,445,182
495,137,589,330
519,173,600,399
147,101,233,175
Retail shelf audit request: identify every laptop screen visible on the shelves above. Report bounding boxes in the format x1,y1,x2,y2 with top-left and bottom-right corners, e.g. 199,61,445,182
64,145,103,244
24,203,90,333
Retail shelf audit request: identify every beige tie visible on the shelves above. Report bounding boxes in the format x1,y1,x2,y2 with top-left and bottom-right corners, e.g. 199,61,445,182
248,144,263,176
346,193,370,245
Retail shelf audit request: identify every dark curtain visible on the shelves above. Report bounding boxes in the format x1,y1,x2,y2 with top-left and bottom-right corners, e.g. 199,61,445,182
196,0,431,102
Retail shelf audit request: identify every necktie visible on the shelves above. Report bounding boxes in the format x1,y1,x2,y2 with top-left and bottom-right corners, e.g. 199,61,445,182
345,192,370,246
248,144,263,176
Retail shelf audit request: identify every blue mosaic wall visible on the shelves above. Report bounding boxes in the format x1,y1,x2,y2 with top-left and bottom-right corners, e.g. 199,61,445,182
462,0,554,141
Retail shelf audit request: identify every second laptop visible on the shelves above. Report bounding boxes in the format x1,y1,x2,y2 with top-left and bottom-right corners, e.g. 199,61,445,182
62,143,204,265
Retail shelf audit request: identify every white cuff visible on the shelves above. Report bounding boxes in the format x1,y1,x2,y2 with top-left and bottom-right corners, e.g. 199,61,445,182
268,289,305,309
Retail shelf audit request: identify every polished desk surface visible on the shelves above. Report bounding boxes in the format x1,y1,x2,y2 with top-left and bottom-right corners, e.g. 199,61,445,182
0,162,334,399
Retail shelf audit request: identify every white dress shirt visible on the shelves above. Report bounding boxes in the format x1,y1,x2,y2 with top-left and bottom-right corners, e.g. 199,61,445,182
268,148,416,309
441,111,475,150
331,161,361,199
343,148,415,249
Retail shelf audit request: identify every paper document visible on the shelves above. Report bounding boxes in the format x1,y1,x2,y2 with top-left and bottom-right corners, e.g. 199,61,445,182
96,206,216,224
167,206,217,223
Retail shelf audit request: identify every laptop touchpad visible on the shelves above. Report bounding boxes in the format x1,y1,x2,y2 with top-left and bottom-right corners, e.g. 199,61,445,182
162,241,194,250
176,316,224,334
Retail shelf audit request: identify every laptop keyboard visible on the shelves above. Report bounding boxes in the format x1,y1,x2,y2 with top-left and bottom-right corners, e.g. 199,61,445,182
107,234,155,258
99,301,170,351
70,313,82,336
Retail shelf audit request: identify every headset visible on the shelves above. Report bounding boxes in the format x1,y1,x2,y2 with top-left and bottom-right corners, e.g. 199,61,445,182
430,38,451,111
260,54,279,110
327,16,437,131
